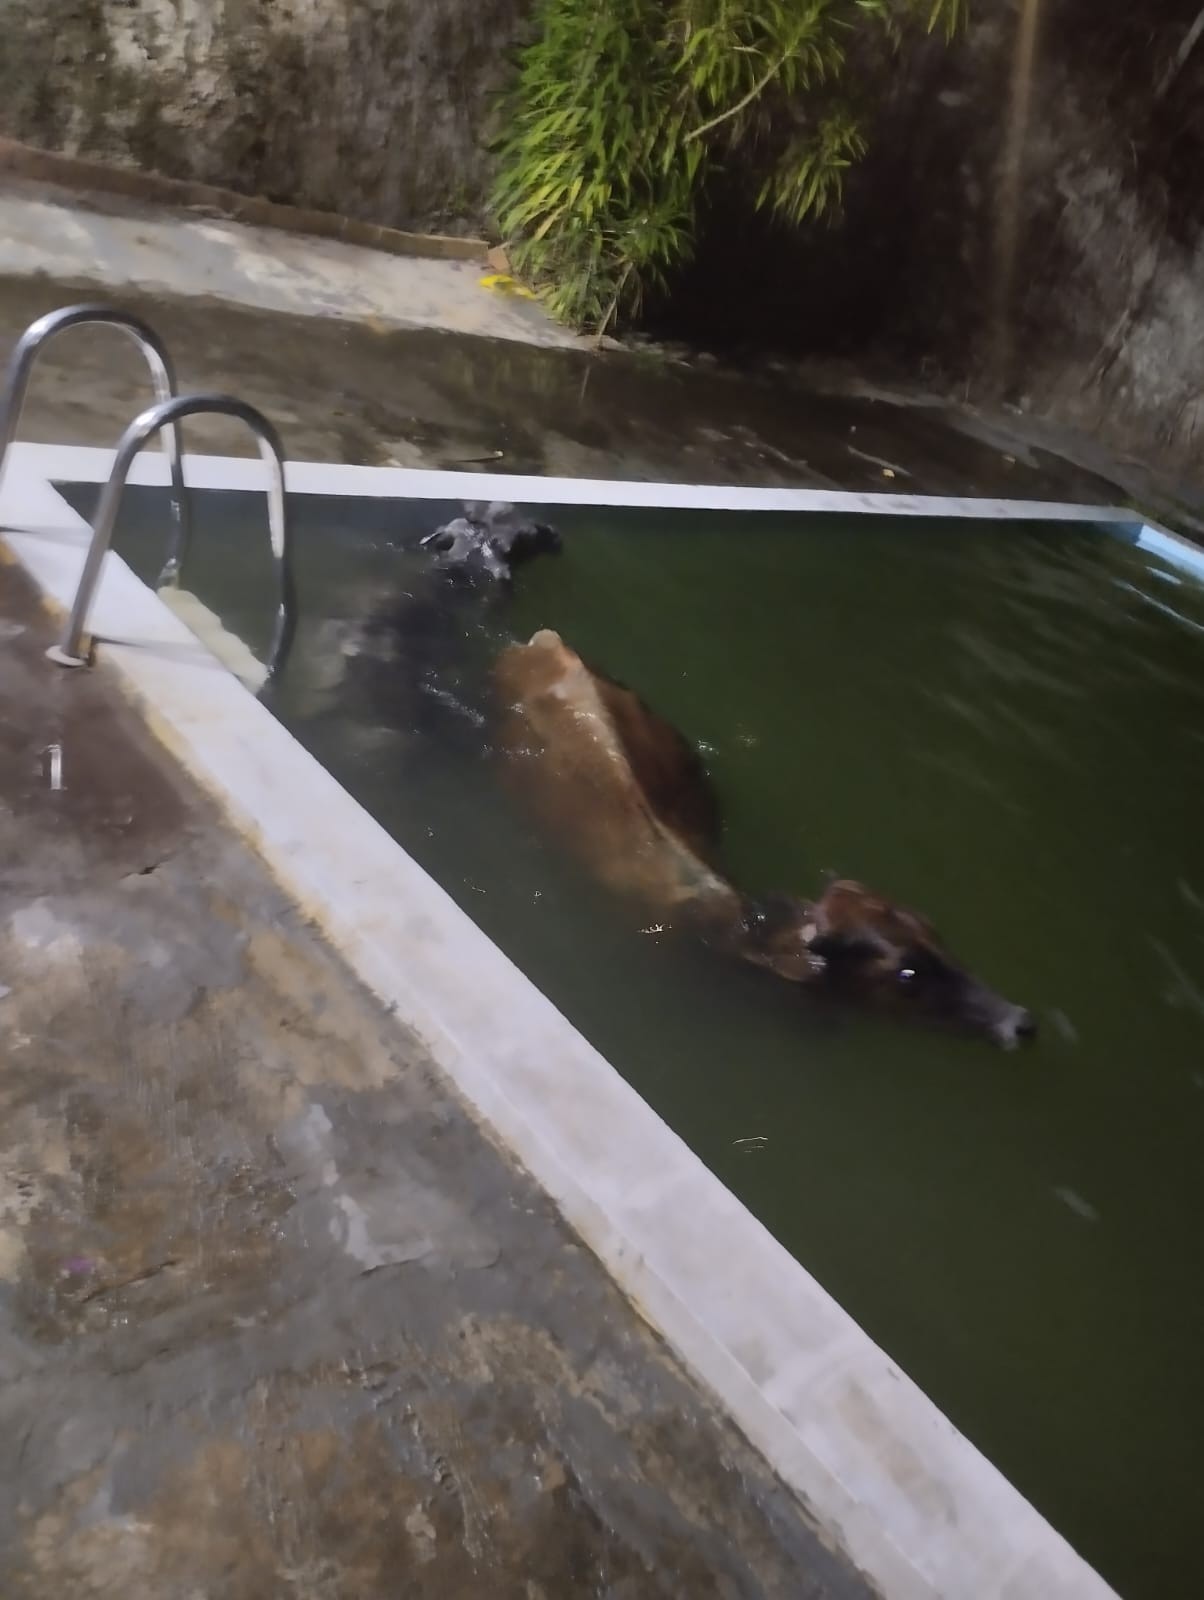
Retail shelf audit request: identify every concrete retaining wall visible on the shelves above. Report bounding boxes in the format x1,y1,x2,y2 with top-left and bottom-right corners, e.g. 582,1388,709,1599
0,0,530,235
657,0,1204,481
859,0,1204,478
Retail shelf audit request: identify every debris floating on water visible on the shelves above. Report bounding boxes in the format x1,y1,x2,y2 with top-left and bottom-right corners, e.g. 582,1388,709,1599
733,1135,769,1152
1048,1008,1079,1044
1053,1186,1099,1223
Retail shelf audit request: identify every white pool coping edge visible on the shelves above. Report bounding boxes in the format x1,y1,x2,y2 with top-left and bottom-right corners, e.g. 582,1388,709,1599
17,437,1201,583
0,442,1127,1600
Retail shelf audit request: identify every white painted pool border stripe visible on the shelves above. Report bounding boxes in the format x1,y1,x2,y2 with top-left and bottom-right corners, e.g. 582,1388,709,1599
15,437,1201,584
0,442,1127,1600
0,436,1152,518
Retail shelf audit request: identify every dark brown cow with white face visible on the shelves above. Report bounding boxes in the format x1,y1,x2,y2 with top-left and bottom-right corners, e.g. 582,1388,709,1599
495,629,1035,1050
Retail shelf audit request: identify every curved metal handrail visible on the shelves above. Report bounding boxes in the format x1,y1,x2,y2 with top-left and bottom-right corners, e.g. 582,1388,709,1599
0,304,191,587
47,394,297,684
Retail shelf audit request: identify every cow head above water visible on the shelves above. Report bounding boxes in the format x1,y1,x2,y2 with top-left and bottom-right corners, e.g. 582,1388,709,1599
740,878,1036,1049
420,502,561,588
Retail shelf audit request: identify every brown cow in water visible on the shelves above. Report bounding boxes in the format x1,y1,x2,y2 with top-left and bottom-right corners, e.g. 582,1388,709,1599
494,629,1035,1049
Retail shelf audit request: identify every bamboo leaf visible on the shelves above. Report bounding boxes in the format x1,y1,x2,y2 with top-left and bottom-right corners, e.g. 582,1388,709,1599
489,0,963,331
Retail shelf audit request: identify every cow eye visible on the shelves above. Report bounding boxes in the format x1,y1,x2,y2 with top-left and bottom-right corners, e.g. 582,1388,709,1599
897,967,917,984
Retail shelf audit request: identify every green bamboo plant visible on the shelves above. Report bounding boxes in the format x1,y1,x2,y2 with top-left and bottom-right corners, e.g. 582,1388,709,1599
492,0,967,333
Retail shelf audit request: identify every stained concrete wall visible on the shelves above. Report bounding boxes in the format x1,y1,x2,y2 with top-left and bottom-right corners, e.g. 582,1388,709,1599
0,0,530,235
866,0,1204,477
658,0,1204,480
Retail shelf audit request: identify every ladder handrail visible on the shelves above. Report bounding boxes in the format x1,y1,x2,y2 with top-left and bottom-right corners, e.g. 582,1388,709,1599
0,304,191,587
47,393,297,684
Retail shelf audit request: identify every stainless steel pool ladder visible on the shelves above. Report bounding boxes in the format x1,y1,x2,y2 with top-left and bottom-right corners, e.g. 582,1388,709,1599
0,304,297,682
0,304,190,586
45,393,298,682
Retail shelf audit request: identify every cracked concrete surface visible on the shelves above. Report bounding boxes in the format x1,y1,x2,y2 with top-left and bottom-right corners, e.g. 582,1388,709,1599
0,555,876,1596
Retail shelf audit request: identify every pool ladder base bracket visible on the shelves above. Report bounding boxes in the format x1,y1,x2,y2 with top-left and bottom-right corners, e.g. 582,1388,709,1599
45,642,91,670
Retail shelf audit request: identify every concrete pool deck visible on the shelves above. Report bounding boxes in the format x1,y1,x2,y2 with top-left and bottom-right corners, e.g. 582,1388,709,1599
0,553,874,1599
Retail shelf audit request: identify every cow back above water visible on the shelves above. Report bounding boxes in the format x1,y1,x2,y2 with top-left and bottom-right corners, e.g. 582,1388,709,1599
492,629,1035,1049
494,628,733,918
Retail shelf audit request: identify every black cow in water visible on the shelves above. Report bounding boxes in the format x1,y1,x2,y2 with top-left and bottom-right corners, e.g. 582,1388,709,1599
366,499,561,738
298,501,562,745
418,501,562,586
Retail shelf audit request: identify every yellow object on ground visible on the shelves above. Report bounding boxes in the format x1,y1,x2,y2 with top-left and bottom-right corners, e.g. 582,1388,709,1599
478,273,536,300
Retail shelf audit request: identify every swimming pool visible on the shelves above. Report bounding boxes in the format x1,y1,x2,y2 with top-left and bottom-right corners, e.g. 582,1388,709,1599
40,466,1203,1600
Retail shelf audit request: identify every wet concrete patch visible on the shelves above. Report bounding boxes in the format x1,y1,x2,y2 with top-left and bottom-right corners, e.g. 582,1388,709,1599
0,558,873,1595
0,271,1144,510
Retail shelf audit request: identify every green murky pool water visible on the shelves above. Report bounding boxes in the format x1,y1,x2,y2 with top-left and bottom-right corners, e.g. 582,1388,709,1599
63,483,1204,1600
